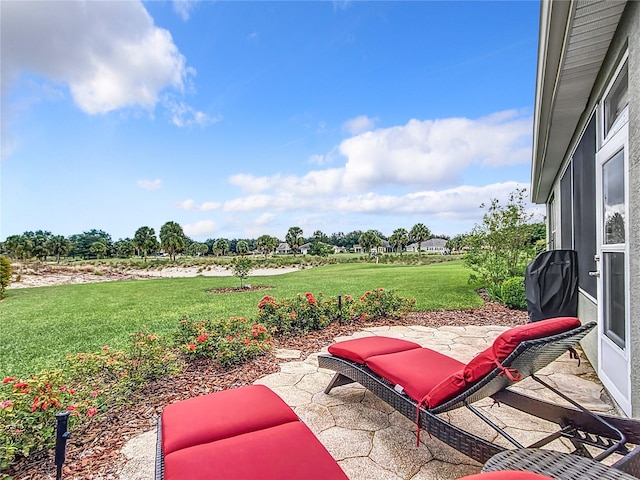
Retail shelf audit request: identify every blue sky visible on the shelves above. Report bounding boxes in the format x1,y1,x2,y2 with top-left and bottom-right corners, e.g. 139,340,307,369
1,0,542,242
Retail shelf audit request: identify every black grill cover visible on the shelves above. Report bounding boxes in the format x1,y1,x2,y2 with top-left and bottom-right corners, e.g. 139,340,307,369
525,249,578,322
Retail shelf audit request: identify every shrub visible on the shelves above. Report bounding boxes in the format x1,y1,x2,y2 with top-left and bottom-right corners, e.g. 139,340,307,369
354,288,416,320
0,255,12,297
257,292,334,335
501,276,526,309
0,329,181,469
257,290,415,333
176,316,272,367
465,188,537,294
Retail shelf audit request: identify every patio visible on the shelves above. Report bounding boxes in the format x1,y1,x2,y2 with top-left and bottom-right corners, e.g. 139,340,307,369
118,324,618,480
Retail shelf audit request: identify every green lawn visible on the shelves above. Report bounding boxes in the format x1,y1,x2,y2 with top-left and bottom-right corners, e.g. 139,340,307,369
0,261,482,377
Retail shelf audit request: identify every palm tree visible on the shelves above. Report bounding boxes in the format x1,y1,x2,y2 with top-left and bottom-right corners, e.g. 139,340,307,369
45,235,72,263
389,228,409,255
410,223,431,254
358,230,382,255
133,226,157,262
256,235,278,258
285,227,303,256
159,221,186,261
213,238,229,256
235,240,250,256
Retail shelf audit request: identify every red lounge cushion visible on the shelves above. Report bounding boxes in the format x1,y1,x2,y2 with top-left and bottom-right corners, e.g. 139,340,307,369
328,336,421,364
422,370,466,409
366,348,465,402
163,421,349,480
458,472,552,480
161,385,298,456
464,317,582,384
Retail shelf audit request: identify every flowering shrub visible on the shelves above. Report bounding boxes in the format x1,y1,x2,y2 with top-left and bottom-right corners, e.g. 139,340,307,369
257,292,333,335
1,370,76,469
257,289,415,334
354,288,416,320
0,329,181,470
177,316,272,367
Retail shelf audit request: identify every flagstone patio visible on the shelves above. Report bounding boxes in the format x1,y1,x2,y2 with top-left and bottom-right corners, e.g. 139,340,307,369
118,324,617,480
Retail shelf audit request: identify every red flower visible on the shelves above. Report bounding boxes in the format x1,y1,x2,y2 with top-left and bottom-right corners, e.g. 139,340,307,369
102,345,109,351
13,382,29,390
2,377,16,384
1,400,13,409
197,333,210,343
87,407,98,418
188,344,196,351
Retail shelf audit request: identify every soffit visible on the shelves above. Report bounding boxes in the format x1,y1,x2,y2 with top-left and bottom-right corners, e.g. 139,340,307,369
531,0,627,203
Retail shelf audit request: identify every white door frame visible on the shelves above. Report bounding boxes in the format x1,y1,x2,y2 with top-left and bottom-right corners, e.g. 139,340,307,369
595,120,631,416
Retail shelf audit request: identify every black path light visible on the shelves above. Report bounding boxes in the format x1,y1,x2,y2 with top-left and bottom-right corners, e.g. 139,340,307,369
55,411,71,480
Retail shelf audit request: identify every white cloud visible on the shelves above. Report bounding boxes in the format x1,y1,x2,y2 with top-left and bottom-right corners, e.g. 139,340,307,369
173,0,200,21
176,199,221,211
2,1,191,115
164,96,221,128
255,213,276,226
227,111,532,201
223,181,529,220
308,154,326,165
137,179,162,191
339,111,532,191
342,115,377,135
183,220,216,237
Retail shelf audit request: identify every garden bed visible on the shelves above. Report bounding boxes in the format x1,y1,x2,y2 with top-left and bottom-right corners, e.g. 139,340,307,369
4,302,527,480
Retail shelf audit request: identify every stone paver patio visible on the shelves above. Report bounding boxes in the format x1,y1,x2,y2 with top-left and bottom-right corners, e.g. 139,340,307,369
118,324,616,480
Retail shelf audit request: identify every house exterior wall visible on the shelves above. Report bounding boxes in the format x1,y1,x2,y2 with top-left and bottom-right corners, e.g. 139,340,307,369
626,0,640,415
544,0,639,415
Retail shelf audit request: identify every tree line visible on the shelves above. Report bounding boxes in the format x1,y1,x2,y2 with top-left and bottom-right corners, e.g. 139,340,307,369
0,221,458,262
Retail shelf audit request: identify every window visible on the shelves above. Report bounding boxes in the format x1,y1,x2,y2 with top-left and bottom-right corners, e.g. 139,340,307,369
557,117,597,299
572,117,597,298
603,60,628,141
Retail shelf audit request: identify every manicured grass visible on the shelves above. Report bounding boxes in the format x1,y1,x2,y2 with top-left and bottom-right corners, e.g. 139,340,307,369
0,261,482,377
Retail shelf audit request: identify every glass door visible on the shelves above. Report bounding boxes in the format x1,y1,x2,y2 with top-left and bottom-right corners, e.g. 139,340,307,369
596,122,630,415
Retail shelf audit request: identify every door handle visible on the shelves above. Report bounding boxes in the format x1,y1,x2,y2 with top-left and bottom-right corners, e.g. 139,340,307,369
589,271,600,277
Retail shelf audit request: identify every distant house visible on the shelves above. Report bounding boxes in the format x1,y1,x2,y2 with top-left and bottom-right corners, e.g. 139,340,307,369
353,241,392,255
531,0,638,415
406,238,447,254
275,243,291,255
299,242,338,255
332,246,347,254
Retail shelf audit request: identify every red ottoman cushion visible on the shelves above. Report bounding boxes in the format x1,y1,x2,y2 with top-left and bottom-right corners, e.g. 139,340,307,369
163,421,349,480
328,337,421,364
458,472,552,479
464,317,581,384
161,385,298,455
366,348,465,402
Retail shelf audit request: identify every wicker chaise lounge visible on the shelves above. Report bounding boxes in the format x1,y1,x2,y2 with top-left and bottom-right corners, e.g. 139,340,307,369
318,317,640,478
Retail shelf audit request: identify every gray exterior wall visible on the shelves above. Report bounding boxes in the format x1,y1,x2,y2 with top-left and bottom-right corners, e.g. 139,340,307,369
577,293,597,365
625,0,640,416
545,1,639,415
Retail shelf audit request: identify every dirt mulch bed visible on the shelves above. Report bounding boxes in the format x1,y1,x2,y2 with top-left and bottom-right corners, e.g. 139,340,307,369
5,302,527,480
206,285,274,294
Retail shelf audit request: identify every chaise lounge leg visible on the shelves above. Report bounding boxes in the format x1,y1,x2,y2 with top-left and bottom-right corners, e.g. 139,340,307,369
324,373,355,394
